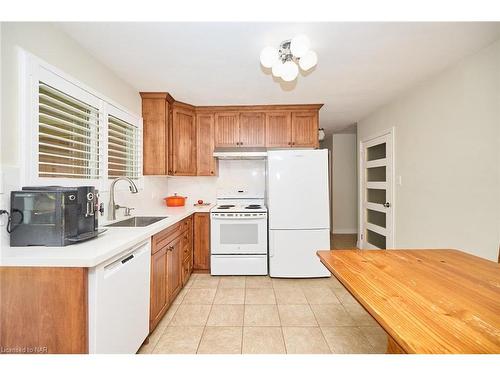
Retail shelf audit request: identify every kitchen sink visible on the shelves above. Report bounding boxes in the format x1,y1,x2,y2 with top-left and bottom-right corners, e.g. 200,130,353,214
104,216,167,227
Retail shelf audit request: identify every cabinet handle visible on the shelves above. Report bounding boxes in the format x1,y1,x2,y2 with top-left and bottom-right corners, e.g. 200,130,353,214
292,142,295,146
240,142,243,146
167,245,174,251
288,142,291,146
210,171,214,175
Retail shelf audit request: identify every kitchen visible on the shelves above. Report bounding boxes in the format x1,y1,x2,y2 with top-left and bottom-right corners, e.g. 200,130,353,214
1,7,500,370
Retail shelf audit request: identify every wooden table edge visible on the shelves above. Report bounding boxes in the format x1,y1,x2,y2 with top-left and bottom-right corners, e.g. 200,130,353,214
317,249,408,354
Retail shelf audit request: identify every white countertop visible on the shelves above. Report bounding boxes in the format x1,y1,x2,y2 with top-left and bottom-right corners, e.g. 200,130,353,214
0,204,213,268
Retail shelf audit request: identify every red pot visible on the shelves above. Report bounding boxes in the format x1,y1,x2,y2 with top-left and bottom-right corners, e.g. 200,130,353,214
164,193,187,207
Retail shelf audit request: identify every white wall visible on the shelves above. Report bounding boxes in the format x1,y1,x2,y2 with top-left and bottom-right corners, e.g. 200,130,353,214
357,39,500,261
332,133,358,234
320,136,334,232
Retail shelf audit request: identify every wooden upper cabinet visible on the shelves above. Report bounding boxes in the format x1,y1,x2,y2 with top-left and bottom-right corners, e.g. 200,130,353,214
239,112,265,147
141,94,169,175
196,113,217,176
291,111,319,148
171,105,197,176
266,112,292,147
214,112,240,147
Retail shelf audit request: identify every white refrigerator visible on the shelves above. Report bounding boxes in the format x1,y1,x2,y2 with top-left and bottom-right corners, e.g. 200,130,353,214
267,149,331,277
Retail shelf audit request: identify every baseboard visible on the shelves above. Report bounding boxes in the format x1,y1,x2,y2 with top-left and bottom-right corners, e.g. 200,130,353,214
332,229,358,235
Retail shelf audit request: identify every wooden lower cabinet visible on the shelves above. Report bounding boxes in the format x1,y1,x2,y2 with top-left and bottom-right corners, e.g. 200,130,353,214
166,235,183,303
193,212,210,272
0,267,88,354
149,215,194,332
149,247,169,330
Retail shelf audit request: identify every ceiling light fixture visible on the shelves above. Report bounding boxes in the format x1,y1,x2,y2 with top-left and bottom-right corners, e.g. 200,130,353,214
260,35,317,82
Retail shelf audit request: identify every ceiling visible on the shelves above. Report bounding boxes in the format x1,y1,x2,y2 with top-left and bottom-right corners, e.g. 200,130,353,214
57,22,500,133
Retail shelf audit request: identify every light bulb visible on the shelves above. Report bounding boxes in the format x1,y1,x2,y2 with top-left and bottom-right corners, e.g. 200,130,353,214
299,50,318,71
272,61,284,78
290,34,310,58
260,46,279,68
281,61,299,82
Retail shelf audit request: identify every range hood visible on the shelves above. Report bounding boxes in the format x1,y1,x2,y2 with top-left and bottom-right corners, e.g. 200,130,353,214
213,148,267,160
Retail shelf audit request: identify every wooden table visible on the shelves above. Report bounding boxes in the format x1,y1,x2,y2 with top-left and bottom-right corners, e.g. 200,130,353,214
317,249,500,354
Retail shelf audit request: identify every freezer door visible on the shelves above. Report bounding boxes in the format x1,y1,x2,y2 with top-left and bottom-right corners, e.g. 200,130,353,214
269,229,331,278
267,150,330,229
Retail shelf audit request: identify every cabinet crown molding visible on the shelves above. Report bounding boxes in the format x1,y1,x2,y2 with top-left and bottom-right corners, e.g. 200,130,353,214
140,92,175,103
196,103,323,112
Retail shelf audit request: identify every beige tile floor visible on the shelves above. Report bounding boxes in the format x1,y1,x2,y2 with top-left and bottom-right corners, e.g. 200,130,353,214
139,274,387,354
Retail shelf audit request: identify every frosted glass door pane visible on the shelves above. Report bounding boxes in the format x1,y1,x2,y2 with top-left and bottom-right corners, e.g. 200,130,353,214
367,189,386,204
220,224,258,244
367,209,386,228
367,229,386,249
367,143,386,161
367,166,386,182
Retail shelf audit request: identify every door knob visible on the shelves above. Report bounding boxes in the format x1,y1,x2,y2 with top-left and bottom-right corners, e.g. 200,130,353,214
383,202,391,208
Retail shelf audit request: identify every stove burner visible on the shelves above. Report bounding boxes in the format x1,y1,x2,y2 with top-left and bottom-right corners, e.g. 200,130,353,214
218,205,235,209
245,205,262,209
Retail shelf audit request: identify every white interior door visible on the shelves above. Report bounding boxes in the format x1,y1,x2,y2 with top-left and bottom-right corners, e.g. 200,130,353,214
359,130,394,249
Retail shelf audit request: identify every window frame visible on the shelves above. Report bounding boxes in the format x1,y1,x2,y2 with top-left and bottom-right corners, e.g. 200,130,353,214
20,50,143,192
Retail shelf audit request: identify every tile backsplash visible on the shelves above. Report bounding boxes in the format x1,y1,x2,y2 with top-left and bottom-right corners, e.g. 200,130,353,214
166,159,266,205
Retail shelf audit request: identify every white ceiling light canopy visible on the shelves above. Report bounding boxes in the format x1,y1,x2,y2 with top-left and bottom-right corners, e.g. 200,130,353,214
260,34,318,83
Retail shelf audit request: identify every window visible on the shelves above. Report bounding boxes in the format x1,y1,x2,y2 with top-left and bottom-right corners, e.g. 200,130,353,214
22,51,142,189
38,82,101,179
107,114,140,179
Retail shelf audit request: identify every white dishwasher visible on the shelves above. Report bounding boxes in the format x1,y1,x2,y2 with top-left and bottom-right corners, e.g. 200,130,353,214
88,239,151,354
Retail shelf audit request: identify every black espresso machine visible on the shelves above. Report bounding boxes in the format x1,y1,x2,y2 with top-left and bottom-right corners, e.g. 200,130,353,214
9,186,105,246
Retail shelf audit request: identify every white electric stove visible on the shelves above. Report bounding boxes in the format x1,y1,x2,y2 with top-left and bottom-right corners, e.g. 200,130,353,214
210,191,268,275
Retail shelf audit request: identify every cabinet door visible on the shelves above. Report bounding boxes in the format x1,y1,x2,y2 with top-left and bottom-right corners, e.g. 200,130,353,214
181,257,192,286
265,112,292,148
150,247,168,331
172,106,197,175
193,212,210,272
239,112,265,147
291,111,318,148
196,113,217,176
142,98,168,175
214,112,240,147
167,236,183,303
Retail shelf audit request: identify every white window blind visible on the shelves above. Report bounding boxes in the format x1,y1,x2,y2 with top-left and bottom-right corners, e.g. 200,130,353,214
38,82,101,179
107,115,140,179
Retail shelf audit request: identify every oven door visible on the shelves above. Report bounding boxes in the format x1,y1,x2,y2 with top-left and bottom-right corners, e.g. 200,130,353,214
211,214,267,255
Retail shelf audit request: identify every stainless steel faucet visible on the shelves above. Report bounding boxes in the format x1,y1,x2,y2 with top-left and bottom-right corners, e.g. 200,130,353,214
108,177,139,221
